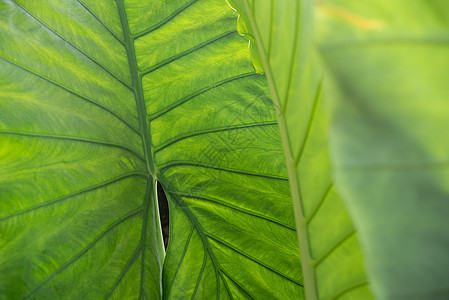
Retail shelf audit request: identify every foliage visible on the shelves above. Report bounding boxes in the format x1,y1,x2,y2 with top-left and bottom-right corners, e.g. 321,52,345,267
1,0,448,299
0,0,301,298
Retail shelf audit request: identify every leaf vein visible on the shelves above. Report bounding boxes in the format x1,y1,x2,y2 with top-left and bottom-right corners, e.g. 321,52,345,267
165,190,224,298
138,181,152,299
0,57,140,135
179,194,295,230
282,1,301,112
294,80,323,166
329,281,369,300
132,0,200,39
159,161,288,181
313,229,356,267
105,245,142,299
165,226,194,299
148,72,257,121
0,172,148,222
191,245,208,298
24,208,144,298
11,0,132,91
305,183,333,224
75,0,125,45
154,121,278,153
0,130,145,161
221,270,256,299
140,30,237,76
206,234,303,286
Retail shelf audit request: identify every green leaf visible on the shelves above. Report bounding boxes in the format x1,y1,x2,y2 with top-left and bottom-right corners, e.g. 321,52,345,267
228,1,374,299
0,0,303,298
132,0,303,297
316,1,449,299
0,0,164,298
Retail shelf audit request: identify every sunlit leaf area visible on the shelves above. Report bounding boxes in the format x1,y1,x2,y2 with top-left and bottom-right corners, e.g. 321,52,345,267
1,0,448,299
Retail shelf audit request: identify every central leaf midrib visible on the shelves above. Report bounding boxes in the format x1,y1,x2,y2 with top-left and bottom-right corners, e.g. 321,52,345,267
240,0,316,298
115,0,154,177
115,2,238,299
115,1,301,298
115,1,158,298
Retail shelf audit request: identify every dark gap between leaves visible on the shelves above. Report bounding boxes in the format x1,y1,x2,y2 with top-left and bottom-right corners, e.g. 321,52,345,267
157,181,169,250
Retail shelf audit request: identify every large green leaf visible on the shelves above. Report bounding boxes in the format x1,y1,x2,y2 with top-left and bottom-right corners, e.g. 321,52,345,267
228,1,374,299
0,0,303,298
315,1,449,299
0,0,163,298
133,0,303,298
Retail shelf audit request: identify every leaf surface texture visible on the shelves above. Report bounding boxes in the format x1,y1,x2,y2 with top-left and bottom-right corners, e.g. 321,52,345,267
227,1,374,299
0,0,303,298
